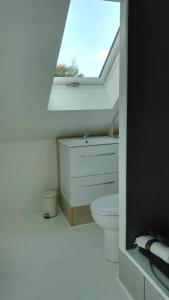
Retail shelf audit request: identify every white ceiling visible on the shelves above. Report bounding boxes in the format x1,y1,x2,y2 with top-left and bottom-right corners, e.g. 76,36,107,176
0,0,114,142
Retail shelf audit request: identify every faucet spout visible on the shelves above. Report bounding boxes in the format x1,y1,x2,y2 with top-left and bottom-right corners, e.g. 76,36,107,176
82,130,90,139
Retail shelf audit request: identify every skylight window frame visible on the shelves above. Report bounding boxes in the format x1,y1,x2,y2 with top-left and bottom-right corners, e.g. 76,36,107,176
53,0,120,86
98,29,120,83
53,30,120,86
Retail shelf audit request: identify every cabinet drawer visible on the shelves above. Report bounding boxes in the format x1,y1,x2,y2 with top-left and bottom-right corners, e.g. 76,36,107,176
70,173,118,207
70,144,118,177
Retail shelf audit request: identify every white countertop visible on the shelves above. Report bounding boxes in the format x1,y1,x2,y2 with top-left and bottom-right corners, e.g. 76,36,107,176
58,136,119,147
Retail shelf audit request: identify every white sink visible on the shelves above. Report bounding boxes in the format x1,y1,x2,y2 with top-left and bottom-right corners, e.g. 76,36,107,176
58,136,119,147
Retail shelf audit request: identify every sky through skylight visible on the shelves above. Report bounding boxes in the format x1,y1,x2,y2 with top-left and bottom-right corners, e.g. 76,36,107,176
56,0,120,78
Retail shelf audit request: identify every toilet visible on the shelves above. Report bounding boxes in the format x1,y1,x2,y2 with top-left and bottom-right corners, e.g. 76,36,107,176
90,194,119,262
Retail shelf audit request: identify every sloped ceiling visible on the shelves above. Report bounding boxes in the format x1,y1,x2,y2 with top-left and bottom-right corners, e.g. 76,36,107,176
0,0,114,142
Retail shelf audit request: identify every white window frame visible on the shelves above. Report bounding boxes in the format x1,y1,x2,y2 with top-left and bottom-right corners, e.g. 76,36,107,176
53,1,120,87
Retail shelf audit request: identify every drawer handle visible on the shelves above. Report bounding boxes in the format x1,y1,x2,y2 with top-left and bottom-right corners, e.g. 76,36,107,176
81,181,115,187
81,153,115,158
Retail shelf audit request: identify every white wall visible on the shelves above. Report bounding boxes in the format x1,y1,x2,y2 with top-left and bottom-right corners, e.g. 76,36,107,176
48,85,111,111
106,54,120,135
105,53,120,108
0,0,70,142
0,140,57,215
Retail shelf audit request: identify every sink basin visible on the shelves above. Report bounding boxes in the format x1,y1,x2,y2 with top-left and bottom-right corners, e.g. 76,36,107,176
58,136,119,147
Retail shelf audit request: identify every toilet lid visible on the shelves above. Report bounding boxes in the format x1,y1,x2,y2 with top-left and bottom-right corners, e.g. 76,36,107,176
91,194,119,216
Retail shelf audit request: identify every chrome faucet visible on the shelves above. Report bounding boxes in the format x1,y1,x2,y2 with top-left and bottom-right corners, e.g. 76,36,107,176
82,130,90,139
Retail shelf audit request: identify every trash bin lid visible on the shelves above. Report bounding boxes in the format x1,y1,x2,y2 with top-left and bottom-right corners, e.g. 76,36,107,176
43,190,57,199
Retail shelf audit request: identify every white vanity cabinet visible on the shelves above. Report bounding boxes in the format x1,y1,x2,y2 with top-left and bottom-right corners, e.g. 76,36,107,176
58,137,119,208
69,144,118,177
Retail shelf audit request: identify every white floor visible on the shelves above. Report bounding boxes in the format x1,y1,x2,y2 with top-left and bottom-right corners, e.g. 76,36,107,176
0,212,129,300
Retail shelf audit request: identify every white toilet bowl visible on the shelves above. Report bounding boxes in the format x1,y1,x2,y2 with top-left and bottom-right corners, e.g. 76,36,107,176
90,194,119,262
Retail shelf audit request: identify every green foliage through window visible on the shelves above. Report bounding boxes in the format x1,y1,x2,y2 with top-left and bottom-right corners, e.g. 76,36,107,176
55,60,84,77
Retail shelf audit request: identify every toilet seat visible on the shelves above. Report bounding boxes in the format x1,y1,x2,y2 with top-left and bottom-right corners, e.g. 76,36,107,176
91,194,119,216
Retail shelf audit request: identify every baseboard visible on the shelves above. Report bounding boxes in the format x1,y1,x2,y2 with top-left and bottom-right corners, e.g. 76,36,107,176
58,194,94,226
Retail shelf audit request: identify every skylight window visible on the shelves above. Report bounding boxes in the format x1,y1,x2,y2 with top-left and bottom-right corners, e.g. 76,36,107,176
55,0,120,79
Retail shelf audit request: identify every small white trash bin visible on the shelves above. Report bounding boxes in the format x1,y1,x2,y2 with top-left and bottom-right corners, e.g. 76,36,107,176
42,190,58,218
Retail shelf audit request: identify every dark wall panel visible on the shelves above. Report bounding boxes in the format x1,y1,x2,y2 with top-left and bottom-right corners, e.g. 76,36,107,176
127,0,169,248
127,117,169,187
128,39,169,115
130,0,169,39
